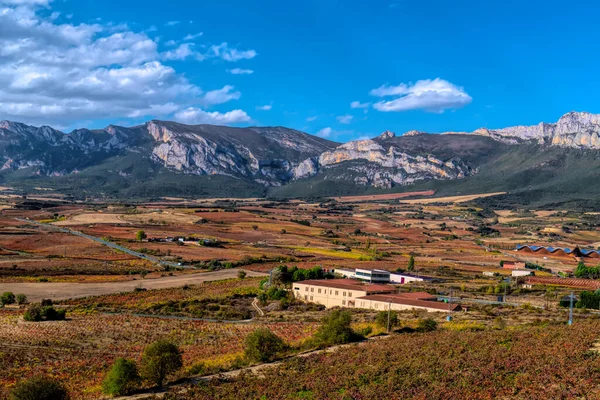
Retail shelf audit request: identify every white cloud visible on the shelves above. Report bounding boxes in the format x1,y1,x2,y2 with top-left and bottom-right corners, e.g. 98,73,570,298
256,105,272,111
0,2,251,126
370,78,472,113
174,107,250,125
306,116,318,122
165,20,180,26
202,85,241,106
184,32,203,41
162,43,195,60
211,42,257,62
350,101,370,109
316,127,332,138
336,114,353,124
227,68,254,75
0,0,49,4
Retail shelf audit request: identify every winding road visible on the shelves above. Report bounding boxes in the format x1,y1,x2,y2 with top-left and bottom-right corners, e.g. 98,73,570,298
14,217,181,267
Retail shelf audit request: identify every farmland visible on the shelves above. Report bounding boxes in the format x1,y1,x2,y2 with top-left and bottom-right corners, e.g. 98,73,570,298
1,195,600,399
162,320,600,400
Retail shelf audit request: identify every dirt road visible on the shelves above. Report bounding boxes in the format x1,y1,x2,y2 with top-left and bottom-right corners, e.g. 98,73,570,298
0,269,267,302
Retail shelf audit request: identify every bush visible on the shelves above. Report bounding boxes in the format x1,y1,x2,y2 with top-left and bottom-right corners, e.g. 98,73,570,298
43,306,66,321
1,291,16,305
141,340,183,388
312,310,357,347
244,328,286,363
375,310,399,330
102,358,140,396
23,304,66,322
135,230,147,241
417,318,438,332
9,376,69,400
16,294,28,305
23,304,43,322
238,270,247,280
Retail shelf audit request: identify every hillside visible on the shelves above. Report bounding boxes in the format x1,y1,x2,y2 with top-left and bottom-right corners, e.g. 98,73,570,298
1,112,600,207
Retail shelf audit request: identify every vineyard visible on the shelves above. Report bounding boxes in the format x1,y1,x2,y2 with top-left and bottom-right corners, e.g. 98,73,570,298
0,310,318,399
162,320,600,400
59,277,263,314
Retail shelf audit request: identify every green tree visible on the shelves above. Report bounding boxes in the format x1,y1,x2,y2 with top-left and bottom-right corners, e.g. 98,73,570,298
23,304,43,321
244,328,286,363
1,291,16,305
237,270,247,280
375,310,398,330
9,376,69,400
140,340,183,388
135,230,147,242
417,318,438,332
102,358,140,396
407,256,415,272
16,294,28,305
313,310,355,347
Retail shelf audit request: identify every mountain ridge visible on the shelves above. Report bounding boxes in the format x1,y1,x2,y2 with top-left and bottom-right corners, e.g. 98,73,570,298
1,112,600,206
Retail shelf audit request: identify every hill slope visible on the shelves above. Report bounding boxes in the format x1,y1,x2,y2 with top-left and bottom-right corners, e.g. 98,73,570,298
1,112,600,207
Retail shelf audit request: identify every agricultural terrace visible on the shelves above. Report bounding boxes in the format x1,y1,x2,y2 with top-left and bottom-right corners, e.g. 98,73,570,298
161,320,600,400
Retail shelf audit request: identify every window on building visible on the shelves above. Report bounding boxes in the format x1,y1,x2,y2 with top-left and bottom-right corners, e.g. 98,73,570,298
310,296,313,301
348,292,352,297
342,300,346,306
343,292,346,297
318,289,321,294
335,291,339,296
305,287,308,292
311,288,314,292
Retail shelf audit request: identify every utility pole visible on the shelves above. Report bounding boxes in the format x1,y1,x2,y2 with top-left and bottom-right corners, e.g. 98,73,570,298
447,289,453,322
568,291,574,326
387,298,391,334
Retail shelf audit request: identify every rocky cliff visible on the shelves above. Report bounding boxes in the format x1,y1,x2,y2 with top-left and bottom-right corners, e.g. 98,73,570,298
292,136,472,188
468,111,600,148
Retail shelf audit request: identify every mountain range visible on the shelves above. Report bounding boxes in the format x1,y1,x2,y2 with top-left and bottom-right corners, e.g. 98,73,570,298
1,111,600,208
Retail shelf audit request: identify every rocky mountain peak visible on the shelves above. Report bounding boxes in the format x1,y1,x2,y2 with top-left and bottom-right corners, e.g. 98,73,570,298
403,130,426,137
378,130,396,139
469,111,600,149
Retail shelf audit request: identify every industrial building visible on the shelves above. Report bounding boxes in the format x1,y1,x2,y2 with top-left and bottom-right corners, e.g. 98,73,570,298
292,279,460,312
333,268,436,284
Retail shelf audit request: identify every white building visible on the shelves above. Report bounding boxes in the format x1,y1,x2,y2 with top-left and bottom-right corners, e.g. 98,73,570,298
512,269,534,277
355,268,390,283
389,272,435,284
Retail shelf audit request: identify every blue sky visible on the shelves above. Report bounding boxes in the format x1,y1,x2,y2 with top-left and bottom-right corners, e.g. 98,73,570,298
1,0,599,142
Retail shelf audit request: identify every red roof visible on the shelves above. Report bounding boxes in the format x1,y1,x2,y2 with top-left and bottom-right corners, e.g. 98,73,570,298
294,279,396,293
394,292,438,301
357,293,462,312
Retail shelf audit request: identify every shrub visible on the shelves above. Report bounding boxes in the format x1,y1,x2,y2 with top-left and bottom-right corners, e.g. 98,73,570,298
1,291,16,305
16,294,28,305
23,304,43,322
9,376,69,400
312,310,357,347
375,310,399,330
102,358,140,396
135,230,147,241
43,306,66,321
417,318,438,332
141,340,183,388
238,270,247,280
23,304,66,322
244,328,286,363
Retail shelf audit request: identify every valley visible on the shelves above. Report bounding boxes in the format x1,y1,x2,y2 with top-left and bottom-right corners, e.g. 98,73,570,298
2,194,600,399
